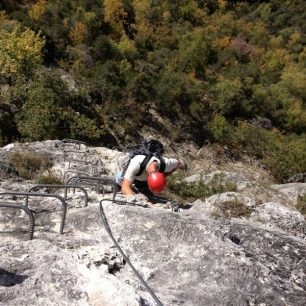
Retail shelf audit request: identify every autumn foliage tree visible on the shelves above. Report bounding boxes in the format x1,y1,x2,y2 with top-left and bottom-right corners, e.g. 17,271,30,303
0,0,305,182
0,25,45,82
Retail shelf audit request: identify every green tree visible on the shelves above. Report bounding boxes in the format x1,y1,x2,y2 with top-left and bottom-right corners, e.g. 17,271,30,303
15,68,101,141
176,28,211,78
209,77,244,116
29,0,48,21
208,113,232,143
103,0,126,39
0,25,45,82
279,64,306,101
156,66,204,118
263,134,306,182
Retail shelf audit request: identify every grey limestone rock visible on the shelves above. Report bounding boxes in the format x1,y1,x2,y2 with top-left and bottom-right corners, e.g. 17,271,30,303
250,202,305,237
270,183,306,203
0,140,306,306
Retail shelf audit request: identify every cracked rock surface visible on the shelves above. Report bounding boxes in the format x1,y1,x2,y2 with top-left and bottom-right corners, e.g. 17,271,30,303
0,140,305,305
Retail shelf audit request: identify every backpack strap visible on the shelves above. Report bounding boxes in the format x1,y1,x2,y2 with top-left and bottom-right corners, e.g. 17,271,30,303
159,157,166,173
135,155,166,176
135,154,152,176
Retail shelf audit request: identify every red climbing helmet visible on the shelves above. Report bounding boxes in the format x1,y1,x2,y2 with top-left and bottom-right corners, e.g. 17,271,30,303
147,172,166,193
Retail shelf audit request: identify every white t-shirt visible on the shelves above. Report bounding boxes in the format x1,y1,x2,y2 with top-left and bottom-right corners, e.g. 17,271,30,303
124,155,178,182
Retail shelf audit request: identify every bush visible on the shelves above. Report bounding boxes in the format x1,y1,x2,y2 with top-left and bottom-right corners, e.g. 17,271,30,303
0,25,45,81
214,200,252,218
210,173,237,193
8,151,53,180
208,114,233,143
230,121,283,158
36,173,63,193
209,78,244,116
36,173,62,185
167,179,214,202
230,121,306,182
15,68,102,142
263,134,306,182
156,67,203,118
167,172,237,202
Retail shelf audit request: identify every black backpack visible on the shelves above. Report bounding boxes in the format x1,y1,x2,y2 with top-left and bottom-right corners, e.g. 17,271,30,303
122,139,166,176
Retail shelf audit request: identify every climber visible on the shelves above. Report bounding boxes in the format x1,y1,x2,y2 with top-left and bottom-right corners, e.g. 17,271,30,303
115,139,180,201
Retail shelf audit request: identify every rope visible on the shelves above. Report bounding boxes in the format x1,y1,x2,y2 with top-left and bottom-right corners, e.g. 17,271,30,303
99,200,163,306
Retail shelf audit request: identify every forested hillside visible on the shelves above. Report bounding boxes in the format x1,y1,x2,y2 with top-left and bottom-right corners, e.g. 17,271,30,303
0,0,305,182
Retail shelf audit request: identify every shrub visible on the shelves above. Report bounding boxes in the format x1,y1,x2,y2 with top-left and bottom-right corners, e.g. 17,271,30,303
209,78,244,116
36,173,63,193
36,173,62,185
230,121,306,182
208,114,233,143
15,68,102,142
8,151,53,179
263,134,306,182
230,122,306,182
0,25,45,81
66,112,101,141
167,179,213,201
156,67,203,118
15,69,71,140
166,172,237,202
230,121,283,158
210,173,237,193
214,200,252,218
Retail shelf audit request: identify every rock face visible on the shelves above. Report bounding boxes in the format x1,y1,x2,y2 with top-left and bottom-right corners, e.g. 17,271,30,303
0,140,305,306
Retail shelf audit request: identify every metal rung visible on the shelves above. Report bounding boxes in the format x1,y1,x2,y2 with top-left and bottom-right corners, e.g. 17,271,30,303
63,170,90,183
62,139,87,150
67,175,116,198
27,184,89,207
66,175,114,185
68,180,105,195
67,160,95,174
0,191,67,234
0,202,35,240
63,150,88,162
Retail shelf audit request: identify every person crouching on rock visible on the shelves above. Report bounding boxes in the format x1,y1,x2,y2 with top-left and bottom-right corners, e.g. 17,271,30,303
115,139,180,203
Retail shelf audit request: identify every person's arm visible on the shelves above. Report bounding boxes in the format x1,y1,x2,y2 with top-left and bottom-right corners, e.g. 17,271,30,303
121,178,135,195
164,160,180,176
122,156,143,195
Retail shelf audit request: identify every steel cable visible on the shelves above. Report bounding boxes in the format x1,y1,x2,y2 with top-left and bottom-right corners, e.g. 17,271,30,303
99,199,163,306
